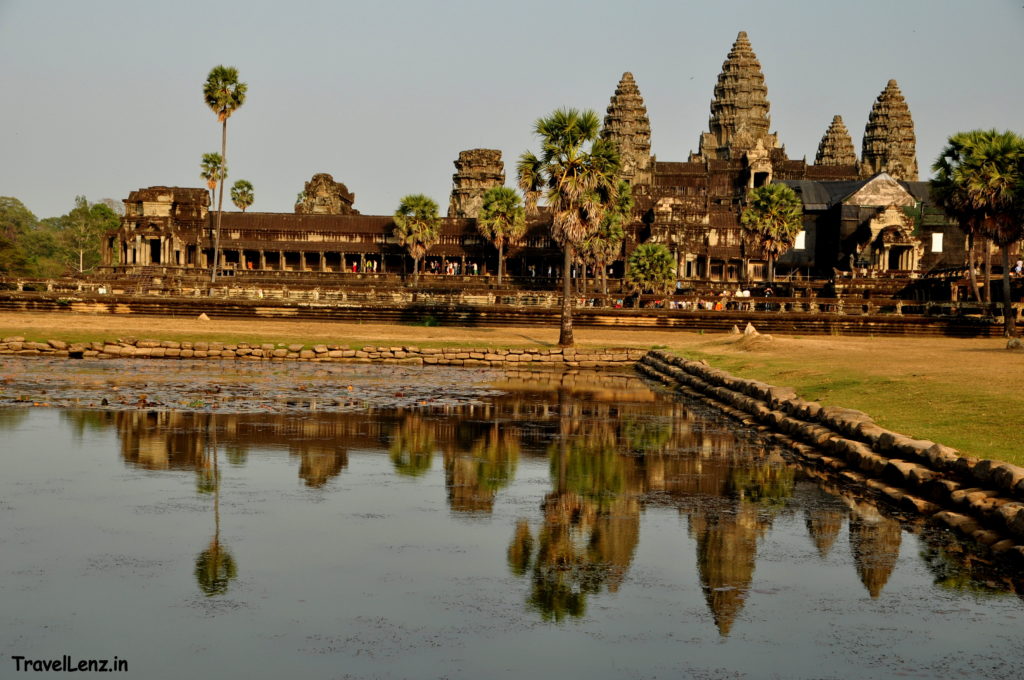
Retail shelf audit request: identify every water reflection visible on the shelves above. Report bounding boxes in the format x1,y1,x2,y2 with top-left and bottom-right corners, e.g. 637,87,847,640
29,370,1020,628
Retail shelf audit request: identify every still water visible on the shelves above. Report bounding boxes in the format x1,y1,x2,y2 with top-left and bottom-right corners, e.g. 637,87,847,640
1,362,1022,679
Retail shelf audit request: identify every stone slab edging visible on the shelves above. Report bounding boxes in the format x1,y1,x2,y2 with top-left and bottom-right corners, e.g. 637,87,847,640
0,336,644,369
637,349,1024,561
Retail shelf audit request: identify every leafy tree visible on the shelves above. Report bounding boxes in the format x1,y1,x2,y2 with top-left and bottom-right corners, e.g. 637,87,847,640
518,108,622,346
740,183,804,283
581,179,633,295
393,194,440,284
59,196,118,274
477,186,526,285
230,179,254,212
624,242,676,306
934,129,1024,336
203,65,247,283
0,196,39,275
200,152,226,208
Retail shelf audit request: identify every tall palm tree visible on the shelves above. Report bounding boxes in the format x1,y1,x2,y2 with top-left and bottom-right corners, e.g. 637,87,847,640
933,131,987,304
393,194,440,285
199,153,225,209
230,180,254,212
477,186,526,286
963,131,1021,335
518,108,621,346
740,183,804,283
934,130,1024,335
203,65,247,283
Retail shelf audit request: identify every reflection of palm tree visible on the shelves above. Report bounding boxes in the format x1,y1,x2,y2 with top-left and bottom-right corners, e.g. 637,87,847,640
445,425,519,513
388,415,435,477
510,393,641,621
194,422,237,596
194,538,238,597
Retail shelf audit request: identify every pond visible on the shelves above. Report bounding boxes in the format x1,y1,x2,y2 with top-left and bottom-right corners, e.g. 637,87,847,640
0,360,1022,679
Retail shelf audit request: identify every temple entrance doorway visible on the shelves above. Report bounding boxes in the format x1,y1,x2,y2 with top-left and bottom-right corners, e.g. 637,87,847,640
148,239,161,265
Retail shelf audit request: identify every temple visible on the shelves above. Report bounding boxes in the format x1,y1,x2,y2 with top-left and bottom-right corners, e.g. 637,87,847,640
104,31,967,284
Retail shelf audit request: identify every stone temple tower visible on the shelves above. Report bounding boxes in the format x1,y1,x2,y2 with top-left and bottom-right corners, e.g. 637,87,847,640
859,80,918,181
447,149,505,218
693,31,780,162
815,115,857,167
601,72,653,186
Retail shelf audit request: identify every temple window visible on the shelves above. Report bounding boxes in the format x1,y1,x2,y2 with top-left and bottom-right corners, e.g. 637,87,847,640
794,230,806,250
931,232,943,253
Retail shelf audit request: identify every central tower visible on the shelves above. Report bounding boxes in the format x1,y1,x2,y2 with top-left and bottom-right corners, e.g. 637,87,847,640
692,31,780,162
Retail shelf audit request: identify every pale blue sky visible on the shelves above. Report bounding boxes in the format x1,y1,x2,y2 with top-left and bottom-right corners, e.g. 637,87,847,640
1,0,1022,219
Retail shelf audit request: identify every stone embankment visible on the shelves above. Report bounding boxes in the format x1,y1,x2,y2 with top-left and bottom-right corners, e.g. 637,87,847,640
0,336,644,369
638,349,1024,562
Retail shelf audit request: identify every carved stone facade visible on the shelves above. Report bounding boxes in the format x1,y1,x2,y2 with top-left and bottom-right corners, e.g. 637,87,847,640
601,72,653,186
815,115,857,167
295,173,358,215
692,31,781,162
860,80,918,181
447,149,505,218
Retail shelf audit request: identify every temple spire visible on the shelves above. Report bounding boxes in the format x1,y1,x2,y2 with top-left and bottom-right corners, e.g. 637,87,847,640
815,115,857,167
693,31,779,161
860,79,918,181
601,72,653,185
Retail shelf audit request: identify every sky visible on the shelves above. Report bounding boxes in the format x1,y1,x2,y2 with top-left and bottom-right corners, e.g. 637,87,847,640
1,0,1022,220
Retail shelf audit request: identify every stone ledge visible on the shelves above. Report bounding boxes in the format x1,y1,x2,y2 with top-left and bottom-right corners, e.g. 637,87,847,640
638,349,1024,553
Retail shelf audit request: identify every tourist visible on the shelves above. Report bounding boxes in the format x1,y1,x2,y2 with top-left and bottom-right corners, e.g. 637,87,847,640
1013,259,1023,275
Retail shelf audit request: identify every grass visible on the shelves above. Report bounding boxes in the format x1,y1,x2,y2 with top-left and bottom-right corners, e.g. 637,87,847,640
675,347,1023,465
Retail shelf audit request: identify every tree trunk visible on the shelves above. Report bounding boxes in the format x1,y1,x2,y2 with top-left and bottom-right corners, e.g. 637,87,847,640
497,243,504,287
413,255,420,286
983,237,993,308
601,261,608,296
1001,245,1017,337
211,119,228,284
768,255,776,283
967,233,982,303
558,246,574,347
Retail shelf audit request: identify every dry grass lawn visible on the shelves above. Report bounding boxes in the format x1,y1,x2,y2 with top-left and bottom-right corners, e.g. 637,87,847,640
2,312,1021,463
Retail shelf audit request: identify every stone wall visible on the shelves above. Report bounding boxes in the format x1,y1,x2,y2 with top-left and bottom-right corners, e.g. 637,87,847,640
638,350,1024,562
0,336,644,369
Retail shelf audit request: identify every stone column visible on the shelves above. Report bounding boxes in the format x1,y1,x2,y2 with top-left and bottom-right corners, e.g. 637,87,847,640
259,250,266,270
299,252,306,271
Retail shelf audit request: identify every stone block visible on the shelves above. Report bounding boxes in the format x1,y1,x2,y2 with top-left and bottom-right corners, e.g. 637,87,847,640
47,339,68,350
288,344,304,352
313,344,329,354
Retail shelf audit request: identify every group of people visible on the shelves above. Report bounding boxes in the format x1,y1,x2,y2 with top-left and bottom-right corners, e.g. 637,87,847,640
425,260,481,276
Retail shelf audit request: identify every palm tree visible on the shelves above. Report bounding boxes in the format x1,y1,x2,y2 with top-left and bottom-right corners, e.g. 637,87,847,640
203,65,247,283
581,180,633,295
393,194,440,285
518,108,621,346
933,131,988,304
740,183,804,283
934,130,1024,335
230,180,254,212
624,242,676,306
477,186,526,286
199,152,225,209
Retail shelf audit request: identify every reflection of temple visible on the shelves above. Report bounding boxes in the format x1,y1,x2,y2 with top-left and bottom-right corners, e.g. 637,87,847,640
848,501,902,598
56,372,931,626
